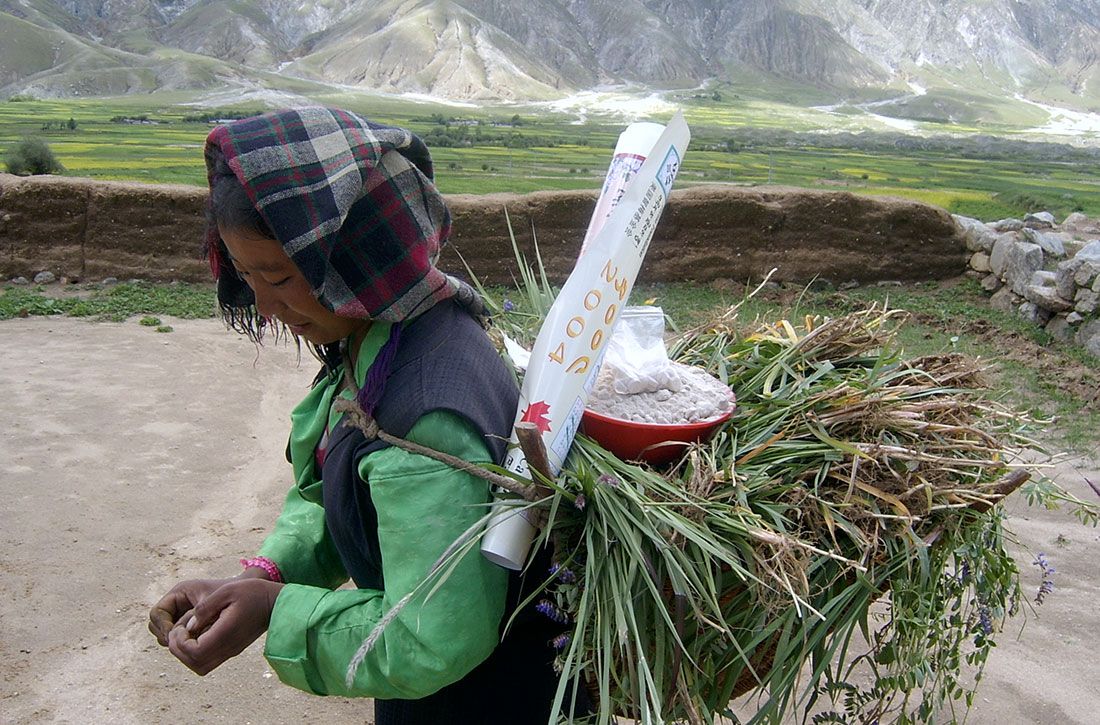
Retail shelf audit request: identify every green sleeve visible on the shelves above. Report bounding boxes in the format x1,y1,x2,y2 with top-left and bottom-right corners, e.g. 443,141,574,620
256,378,348,590
256,476,348,590
263,410,509,699
255,323,397,592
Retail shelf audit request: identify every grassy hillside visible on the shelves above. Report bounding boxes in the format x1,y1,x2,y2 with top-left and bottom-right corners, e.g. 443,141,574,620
0,14,54,75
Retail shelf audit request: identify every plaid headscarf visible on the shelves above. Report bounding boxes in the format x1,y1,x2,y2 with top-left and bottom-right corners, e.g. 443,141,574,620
204,107,478,323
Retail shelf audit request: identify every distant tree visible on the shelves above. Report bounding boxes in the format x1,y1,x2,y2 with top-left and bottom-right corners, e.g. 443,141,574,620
510,113,522,125
4,136,65,175
711,90,722,102
67,117,77,130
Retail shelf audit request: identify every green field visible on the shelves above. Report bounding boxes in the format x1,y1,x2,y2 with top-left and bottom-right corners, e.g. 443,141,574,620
2,94,1099,219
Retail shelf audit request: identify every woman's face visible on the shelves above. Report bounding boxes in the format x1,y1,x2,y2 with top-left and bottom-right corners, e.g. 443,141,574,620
219,226,368,346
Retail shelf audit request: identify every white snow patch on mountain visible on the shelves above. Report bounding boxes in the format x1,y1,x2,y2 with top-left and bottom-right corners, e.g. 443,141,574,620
868,113,918,132
542,90,677,121
1018,96,1100,137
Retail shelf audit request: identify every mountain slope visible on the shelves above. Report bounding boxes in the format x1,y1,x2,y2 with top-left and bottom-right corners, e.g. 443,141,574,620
0,0,1096,112
285,0,574,100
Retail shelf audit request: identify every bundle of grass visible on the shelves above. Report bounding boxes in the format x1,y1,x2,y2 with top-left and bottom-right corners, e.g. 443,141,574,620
354,241,1096,723
525,305,1097,724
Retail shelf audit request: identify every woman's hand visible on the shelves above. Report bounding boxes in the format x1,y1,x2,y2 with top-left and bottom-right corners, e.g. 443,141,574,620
166,578,284,676
148,567,270,645
149,578,234,646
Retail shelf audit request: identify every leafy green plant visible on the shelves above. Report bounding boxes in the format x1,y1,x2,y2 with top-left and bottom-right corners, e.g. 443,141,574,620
4,136,64,175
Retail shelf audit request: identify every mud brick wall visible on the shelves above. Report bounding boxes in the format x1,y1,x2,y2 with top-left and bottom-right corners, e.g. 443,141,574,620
1,174,965,285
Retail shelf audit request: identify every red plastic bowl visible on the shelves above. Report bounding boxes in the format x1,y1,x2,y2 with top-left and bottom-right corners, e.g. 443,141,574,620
580,406,734,467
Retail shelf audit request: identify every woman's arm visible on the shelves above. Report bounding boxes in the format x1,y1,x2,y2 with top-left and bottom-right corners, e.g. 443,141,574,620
253,477,347,589
263,410,509,699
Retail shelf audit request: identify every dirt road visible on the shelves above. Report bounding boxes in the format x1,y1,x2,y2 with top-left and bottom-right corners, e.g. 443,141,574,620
1,317,1096,724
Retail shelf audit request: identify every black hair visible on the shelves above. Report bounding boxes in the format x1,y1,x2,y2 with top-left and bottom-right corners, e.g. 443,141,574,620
205,146,341,374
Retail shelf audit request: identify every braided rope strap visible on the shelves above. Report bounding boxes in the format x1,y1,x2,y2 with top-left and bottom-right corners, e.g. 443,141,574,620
333,344,543,503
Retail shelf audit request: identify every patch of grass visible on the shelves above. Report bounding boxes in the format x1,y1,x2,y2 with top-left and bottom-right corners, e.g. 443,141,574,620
0,281,215,321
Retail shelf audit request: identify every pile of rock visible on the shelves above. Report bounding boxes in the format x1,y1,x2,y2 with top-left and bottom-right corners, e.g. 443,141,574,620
957,211,1100,358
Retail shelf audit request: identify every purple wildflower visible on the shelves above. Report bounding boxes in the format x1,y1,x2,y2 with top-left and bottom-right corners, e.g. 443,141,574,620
597,474,621,488
503,298,516,312
957,561,971,584
573,494,587,511
535,599,570,625
551,633,571,651
549,563,576,584
978,606,993,636
1033,552,1056,605
972,604,995,646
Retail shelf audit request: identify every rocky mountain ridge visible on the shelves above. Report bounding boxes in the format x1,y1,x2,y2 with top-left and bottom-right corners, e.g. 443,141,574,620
1,0,1098,112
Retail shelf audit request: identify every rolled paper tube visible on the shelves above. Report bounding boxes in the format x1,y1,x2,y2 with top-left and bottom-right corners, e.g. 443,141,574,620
481,113,691,570
481,504,538,571
480,424,553,571
578,122,665,258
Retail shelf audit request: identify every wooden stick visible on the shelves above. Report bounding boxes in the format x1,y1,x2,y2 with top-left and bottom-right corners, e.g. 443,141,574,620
515,421,555,498
923,469,1030,546
966,469,1031,514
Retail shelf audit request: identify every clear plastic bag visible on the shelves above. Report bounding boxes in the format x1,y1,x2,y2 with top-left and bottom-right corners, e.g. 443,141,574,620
603,306,683,394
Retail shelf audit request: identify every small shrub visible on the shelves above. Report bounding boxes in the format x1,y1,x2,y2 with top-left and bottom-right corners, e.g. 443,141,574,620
139,316,162,327
4,137,64,175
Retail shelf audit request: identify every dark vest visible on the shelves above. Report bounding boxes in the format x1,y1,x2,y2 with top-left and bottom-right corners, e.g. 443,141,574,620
321,299,518,589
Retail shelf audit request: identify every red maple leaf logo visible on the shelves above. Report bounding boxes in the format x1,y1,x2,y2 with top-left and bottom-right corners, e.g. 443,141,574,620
520,400,553,433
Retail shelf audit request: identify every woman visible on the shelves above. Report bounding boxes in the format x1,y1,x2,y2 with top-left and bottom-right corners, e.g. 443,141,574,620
148,108,576,724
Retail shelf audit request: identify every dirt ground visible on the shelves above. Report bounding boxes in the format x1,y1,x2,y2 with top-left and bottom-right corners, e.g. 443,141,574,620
1,316,1097,724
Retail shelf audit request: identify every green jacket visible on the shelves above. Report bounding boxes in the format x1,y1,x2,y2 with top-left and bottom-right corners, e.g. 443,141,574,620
257,321,508,699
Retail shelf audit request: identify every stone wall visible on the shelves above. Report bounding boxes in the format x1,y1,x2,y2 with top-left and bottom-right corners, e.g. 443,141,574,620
1,173,966,286
957,211,1100,358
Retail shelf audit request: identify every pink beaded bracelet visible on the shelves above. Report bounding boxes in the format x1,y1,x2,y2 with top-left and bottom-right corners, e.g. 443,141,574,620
240,556,284,583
